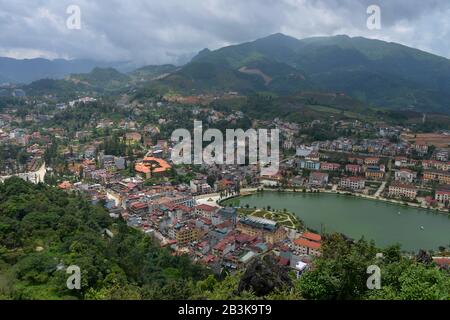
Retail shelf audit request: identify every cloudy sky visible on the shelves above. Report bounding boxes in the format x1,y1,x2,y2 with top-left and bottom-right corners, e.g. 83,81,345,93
1,0,449,65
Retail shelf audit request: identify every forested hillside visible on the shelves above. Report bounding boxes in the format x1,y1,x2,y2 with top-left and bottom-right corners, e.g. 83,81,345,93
0,177,208,299
157,33,450,113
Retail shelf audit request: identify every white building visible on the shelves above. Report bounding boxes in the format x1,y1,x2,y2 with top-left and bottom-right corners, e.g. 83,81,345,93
394,169,417,183
340,177,365,190
296,145,315,157
388,182,417,199
0,163,46,184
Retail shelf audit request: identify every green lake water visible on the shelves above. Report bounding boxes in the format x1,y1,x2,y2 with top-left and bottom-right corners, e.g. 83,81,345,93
223,192,450,252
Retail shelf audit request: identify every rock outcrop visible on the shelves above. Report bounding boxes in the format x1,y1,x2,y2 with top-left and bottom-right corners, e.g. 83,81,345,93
238,254,292,296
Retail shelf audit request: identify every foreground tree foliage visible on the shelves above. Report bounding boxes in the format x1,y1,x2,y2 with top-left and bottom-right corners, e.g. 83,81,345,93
196,235,449,300
297,234,450,300
0,177,208,300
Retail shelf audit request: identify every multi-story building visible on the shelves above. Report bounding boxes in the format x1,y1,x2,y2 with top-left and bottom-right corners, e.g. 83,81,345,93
293,232,322,257
340,177,365,191
320,162,341,171
346,164,362,175
414,143,429,155
435,151,449,162
364,157,380,165
349,157,365,165
423,170,450,185
365,167,385,180
388,182,417,199
260,175,281,187
129,201,149,215
296,145,315,158
394,157,409,168
135,157,172,179
213,236,236,256
306,152,320,162
298,160,321,171
308,172,329,187
435,186,450,204
195,204,218,219
395,169,417,183
172,225,200,246
422,160,450,172
236,216,287,244
190,179,211,194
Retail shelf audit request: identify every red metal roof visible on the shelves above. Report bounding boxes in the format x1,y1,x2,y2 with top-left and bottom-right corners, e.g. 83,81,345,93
294,238,321,250
302,232,322,242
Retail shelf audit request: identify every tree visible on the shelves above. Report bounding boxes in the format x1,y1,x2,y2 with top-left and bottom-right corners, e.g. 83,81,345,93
298,234,450,300
367,263,450,300
196,273,257,300
207,175,216,188
299,234,377,300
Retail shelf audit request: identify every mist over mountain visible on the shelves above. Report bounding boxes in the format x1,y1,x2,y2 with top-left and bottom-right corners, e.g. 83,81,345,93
0,58,139,84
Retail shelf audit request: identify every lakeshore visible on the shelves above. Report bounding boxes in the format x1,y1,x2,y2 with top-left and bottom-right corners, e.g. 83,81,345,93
211,187,450,215
218,189,450,252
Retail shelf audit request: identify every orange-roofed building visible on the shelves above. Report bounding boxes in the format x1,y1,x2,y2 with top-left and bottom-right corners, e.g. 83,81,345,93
433,257,450,270
302,232,322,243
294,238,321,257
125,132,142,143
195,204,219,219
216,179,235,191
135,157,172,179
58,181,73,190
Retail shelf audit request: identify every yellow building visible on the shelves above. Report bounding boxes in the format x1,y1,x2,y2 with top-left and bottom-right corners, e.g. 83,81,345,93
365,169,384,180
175,227,200,246
423,171,450,185
237,216,287,244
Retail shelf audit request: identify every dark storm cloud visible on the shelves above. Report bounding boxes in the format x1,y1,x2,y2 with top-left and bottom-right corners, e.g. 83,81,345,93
0,0,449,65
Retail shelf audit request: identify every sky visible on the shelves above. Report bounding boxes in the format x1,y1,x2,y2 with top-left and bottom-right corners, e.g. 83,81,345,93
0,0,449,65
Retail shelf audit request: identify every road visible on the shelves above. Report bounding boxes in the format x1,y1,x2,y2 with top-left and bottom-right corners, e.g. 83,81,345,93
374,181,387,197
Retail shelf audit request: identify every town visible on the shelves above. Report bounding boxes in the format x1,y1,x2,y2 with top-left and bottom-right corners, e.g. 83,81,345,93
1,92,449,277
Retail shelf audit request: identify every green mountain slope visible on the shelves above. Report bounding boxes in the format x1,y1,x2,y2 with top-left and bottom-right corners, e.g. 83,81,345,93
23,68,131,97
69,67,131,90
0,58,136,84
24,79,92,98
155,33,450,113
130,64,178,81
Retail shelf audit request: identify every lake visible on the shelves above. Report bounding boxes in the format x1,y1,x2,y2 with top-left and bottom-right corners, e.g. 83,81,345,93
223,192,450,252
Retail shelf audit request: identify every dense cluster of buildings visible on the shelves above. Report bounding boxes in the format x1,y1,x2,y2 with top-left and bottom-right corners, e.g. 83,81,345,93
277,135,450,208
1,93,449,277
83,175,321,272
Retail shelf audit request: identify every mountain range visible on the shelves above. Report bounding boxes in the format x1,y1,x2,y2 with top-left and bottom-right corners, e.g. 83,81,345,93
0,58,138,84
155,33,450,113
2,33,450,113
